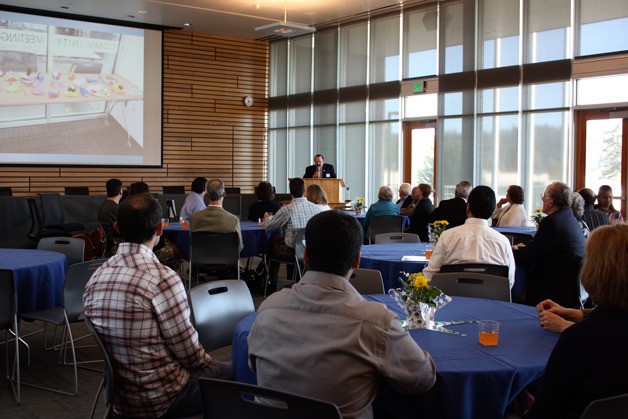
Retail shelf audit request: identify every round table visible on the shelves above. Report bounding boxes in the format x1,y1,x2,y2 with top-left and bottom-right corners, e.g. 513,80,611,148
162,221,272,259
359,243,430,291
232,295,559,419
0,248,67,314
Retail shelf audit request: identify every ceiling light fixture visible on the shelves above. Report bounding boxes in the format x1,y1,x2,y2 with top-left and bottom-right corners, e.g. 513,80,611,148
255,1,315,38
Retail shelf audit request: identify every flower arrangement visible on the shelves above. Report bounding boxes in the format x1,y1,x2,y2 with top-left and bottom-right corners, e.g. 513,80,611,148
353,197,365,214
389,272,451,329
429,220,449,244
530,208,545,227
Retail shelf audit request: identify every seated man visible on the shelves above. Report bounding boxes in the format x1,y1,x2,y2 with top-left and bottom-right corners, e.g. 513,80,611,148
98,178,123,257
396,182,413,209
189,178,243,251
180,177,207,220
429,180,471,228
422,185,516,289
400,186,420,216
578,187,608,232
263,178,321,291
249,211,436,418
84,193,230,418
248,181,281,222
514,182,585,307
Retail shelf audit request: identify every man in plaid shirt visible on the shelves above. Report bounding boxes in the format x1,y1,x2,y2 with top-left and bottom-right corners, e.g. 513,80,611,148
84,193,230,418
263,178,321,292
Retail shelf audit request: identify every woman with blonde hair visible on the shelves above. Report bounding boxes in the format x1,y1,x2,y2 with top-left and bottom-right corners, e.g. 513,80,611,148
529,223,628,418
306,184,331,211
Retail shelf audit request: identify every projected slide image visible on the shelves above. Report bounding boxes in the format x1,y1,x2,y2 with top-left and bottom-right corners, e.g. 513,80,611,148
0,11,160,166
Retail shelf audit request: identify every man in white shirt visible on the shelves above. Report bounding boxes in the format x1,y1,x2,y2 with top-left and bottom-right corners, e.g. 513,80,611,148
422,185,516,288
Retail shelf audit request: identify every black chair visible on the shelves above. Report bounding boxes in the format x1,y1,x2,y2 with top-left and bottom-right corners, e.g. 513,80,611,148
440,263,509,278
580,392,628,419
189,232,240,288
85,317,115,419
162,185,186,195
374,232,420,244
0,269,20,404
0,187,13,196
224,188,242,218
430,272,511,302
368,215,403,244
166,199,179,220
27,196,85,242
189,280,254,352
199,378,342,419
64,186,89,195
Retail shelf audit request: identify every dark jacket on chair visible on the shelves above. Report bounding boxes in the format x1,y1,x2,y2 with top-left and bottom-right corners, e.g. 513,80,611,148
514,207,585,308
407,197,435,242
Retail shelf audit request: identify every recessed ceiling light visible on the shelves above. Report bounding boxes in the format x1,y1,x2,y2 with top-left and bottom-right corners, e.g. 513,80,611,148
137,10,148,14
183,22,192,27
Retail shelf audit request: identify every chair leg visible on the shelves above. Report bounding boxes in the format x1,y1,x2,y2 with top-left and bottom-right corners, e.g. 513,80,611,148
90,377,105,419
5,321,20,405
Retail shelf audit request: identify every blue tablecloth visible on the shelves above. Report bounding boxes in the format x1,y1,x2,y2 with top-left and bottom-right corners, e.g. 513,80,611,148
341,210,411,230
493,226,537,237
359,243,429,291
0,248,67,314
232,295,558,419
162,221,271,259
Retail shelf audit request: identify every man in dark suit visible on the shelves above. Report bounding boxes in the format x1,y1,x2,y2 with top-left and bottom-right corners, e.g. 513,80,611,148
514,182,585,308
407,183,435,242
303,154,337,178
428,180,471,228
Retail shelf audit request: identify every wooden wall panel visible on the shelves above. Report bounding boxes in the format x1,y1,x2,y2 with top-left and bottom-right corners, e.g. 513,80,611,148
0,30,269,196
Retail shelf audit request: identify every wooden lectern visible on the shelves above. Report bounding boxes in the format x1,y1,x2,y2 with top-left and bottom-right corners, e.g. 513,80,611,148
302,178,346,206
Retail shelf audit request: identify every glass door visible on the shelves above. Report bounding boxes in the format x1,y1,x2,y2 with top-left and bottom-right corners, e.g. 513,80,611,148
575,109,628,219
403,121,436,202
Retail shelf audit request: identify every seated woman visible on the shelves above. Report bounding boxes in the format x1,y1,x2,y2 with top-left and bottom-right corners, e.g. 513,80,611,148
595,185,624,225
491,185,528,226
306,184,332,211
363,186,400,237
248,181,281,222
527,223,628,418
570,192,590,240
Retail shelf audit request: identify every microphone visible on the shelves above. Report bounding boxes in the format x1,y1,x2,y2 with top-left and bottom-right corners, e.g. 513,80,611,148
317,165,322,178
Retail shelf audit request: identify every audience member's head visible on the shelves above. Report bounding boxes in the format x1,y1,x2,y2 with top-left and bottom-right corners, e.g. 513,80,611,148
106,178,123,198
378,186,394,201
571,192,585,221
597,185,617,212
578,188,597,209
191,177,207,194
507,185,524,205
581,223,628,312
116,193,161,244
306,184,328,205
545,182,572,209
128,181,150,196
418,183,432,199
305,211,363,277
206,179,225,202
255,181,275,201
455,181,472,199
411,186,420,201
399,183,412,198
289,178,305,198
467,185,496,219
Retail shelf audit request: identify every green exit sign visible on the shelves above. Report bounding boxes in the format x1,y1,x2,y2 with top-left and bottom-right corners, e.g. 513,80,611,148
413,81,425,93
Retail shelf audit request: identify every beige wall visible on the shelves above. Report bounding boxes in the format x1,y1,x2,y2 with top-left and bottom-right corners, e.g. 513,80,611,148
0,30,269,196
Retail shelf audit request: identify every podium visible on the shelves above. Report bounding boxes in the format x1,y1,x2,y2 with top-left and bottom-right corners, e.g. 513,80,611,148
303,178,346,206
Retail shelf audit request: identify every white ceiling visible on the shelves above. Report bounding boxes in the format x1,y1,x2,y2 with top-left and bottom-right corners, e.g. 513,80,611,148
0,0,433,39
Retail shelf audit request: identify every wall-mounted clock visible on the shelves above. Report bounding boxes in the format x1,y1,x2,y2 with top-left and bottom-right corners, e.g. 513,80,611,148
244,95,254,107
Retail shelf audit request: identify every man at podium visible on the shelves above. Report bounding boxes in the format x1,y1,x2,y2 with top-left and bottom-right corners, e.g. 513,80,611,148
303,154,337,178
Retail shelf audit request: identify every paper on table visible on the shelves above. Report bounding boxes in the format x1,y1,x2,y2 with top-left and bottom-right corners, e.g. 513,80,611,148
401,255,428,262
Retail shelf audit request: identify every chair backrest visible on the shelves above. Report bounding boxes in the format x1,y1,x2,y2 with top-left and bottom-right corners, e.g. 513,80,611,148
294,228,306,262
37,236,86,267
189,280,254,352
0,187,13,196
64,186,89,195
162,185,186,195
440,263,509,278
349,268,385,295
0,269,17,330
190,232,240,278
430,272,511,302
374,232,420,244
369,215,403,243
39,193,67,226
199,378,343,419
224,188,242,218
166,199,178,219
84,317,115,419
63,259,105,322
579,393,628,419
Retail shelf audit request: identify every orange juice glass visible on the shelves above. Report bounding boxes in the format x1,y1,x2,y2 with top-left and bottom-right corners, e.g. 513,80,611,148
478,320,500,346
181,220,189,229
162,218,169,227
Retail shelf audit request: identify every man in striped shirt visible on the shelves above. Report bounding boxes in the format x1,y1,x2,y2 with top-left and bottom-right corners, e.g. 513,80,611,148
84,193,230,418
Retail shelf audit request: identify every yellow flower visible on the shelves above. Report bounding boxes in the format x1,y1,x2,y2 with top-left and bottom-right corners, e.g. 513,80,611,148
408,272,429,288
534,208,543,213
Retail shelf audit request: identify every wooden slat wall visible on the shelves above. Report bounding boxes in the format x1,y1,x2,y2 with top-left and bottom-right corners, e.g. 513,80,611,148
0,30,269,196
